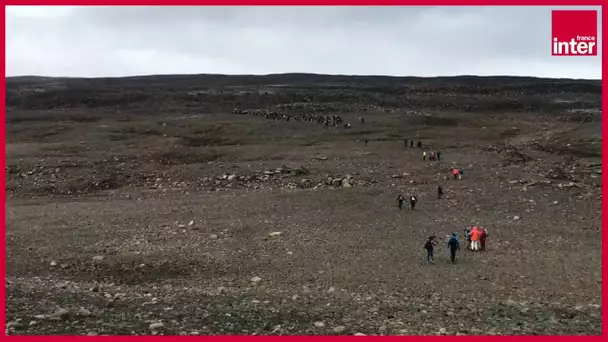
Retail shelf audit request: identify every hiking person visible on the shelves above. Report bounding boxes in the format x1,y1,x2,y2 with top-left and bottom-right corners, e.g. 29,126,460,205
364,139,368,146
360,117,365,124
396,194,405,210
479,227,488,251
458,167,463,180
410,140,414,148
424,236,437,263
404,139,408,148
417,141,422,148
447,233,461,263
464,227,472,251
409,195,417,210
452,168,459,180
437,150,441,161
422,151,427,161
437,185,443,199
470,226,480,251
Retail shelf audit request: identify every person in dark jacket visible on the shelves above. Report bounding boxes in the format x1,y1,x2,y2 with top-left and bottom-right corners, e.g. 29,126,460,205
447,233,461,263
396,194,405,210
479,227,488,251
404,139,408,148
464,227,472,251
409,195,417,210
424,236,437,263
437,185,444,199
437,150,441,161
410,140,414,148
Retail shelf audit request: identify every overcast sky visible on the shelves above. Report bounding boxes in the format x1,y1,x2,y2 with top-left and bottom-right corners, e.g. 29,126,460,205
6,6,603,79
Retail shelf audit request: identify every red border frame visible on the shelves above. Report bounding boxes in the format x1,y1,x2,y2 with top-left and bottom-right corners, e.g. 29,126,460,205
2,1,605,340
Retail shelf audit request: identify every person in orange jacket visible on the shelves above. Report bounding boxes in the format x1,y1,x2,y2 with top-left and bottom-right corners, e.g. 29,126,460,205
470,226,480,251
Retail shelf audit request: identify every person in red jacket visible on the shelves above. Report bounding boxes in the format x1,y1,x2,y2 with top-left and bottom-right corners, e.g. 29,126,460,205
452,168,459,180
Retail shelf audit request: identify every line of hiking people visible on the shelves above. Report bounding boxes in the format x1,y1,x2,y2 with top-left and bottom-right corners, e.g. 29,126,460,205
233,109,361,129
392,150,485,264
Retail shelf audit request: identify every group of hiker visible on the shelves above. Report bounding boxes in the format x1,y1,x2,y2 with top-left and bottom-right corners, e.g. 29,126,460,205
422,150,441,161
396,194,417,210
424,234,462,263
452,167,464,180
404,138,422,149
463,226,488,252
424,227,488,264
398,192,483,264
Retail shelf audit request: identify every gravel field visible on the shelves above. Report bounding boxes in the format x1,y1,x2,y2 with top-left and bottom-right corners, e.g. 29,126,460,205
5,74,602,335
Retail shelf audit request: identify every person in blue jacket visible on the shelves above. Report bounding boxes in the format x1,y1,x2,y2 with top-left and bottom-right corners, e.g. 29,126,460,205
447,233,461,263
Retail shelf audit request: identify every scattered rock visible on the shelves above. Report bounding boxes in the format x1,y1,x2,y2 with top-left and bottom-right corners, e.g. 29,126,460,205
92,255,104,262
51,308,71,321
78,308,92,317
314,321,325,328
268,231,282,237
250,276,262,283
6,321,23,330
149,322,165,331
333,326,347,333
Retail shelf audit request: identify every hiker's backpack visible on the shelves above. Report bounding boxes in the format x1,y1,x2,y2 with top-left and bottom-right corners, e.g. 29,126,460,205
448,236,459,247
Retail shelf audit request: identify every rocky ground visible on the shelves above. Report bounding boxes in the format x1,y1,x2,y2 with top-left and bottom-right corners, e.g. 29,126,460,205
5,74,602,335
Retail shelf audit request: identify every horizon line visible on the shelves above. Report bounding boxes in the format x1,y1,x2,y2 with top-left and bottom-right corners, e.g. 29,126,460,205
5,72,601,81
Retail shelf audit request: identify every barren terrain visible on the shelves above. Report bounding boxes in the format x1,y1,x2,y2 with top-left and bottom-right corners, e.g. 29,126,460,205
5,74,602,335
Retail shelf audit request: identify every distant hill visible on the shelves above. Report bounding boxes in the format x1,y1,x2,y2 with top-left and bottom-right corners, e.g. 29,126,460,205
6,73,602,89
5,73,601,113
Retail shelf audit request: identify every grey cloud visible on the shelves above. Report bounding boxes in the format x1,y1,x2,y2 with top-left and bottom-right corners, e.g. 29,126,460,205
6,6,602,78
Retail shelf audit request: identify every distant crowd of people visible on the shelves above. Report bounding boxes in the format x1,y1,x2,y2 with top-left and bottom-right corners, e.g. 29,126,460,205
233,109,364,129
